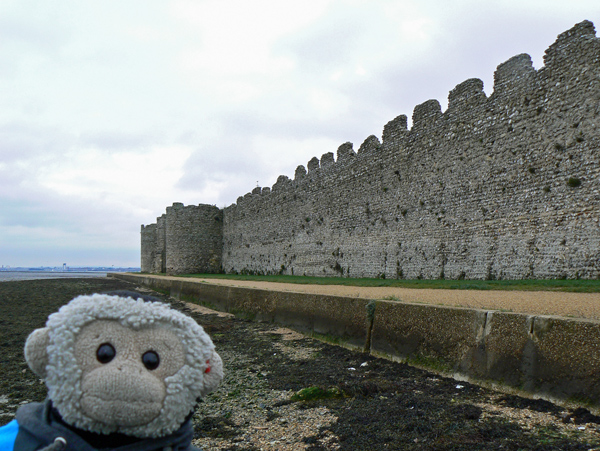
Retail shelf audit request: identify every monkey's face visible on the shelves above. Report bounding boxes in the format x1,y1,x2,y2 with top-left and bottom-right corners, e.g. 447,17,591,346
73,320,185,427
25,293,223,437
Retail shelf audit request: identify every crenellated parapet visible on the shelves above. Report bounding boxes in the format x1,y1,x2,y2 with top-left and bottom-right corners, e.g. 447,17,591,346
382,115,408,149
320,152,335,168
294,165,307,180
358,135,382,155
336,142,356,163
410,99,443,137
543,20,598,70
446,78,486,116
492,54,535,95
144,21,600,280
307,156,320,172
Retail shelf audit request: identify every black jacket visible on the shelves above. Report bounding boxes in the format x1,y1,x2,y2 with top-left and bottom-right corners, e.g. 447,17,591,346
12,400,201,451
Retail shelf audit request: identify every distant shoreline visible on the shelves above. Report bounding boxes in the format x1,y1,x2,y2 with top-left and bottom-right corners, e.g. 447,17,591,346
0,268,139,272
0,271,115,282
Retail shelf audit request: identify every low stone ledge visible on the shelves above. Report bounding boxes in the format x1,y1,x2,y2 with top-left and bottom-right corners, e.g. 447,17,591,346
111,273,600,407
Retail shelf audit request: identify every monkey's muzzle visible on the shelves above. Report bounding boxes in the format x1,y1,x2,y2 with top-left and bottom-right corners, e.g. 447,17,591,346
80,365,166,427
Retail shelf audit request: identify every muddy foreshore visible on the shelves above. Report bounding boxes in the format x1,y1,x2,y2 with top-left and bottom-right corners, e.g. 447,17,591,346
1,277,600,450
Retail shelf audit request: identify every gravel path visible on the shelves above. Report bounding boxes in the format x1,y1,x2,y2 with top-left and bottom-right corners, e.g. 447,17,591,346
190,277,600,320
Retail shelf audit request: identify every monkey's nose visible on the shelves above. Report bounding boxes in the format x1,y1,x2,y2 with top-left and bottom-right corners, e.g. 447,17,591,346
115,360,146,374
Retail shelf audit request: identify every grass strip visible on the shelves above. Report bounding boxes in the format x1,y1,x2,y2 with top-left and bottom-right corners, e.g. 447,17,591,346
171,273,600,293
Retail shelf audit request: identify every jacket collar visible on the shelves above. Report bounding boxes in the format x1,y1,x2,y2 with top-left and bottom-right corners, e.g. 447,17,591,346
16,399,195,451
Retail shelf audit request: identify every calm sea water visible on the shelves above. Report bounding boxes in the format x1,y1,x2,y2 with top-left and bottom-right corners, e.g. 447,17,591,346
0,271,109,282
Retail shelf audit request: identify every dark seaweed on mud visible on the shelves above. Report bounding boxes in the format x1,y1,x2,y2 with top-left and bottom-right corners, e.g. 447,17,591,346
1,278,599,450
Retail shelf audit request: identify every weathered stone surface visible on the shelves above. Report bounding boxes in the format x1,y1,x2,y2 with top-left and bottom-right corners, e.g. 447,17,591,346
141,203,222,275
142,21,600,279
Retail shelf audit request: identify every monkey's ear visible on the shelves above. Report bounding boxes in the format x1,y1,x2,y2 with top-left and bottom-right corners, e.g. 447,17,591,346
201,350,224,397
24,327,50,378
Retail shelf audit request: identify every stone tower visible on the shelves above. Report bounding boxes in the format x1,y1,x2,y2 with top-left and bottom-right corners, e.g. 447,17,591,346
141,203,223,275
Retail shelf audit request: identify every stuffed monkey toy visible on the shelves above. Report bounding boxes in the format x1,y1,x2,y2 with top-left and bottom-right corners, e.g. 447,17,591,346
0,291,223,451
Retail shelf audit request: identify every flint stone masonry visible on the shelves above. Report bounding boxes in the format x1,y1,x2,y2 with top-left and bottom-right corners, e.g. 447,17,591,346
142,21,600,279
141,203,222,275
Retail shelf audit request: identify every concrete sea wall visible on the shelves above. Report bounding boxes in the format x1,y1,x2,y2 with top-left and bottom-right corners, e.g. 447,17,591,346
112,273,600,407
141,20,600,280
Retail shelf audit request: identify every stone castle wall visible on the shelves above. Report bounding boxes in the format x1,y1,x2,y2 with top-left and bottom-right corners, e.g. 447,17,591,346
142,203,222,275
142,21,600,279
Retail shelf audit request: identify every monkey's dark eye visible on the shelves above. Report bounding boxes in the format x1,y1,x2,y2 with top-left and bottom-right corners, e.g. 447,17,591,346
97,343,116,364
142,351,160,370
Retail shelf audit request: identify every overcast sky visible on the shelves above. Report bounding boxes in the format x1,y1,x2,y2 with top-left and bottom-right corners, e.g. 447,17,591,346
1,1,598,268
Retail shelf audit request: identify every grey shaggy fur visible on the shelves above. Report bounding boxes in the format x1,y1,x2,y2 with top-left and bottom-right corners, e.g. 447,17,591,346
31,293,221,438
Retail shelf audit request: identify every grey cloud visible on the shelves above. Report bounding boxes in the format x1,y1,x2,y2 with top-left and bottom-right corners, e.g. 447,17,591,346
0,122,71,162
216,104,387,149
176,130,265,202
274,2,380,72
340,13,593,126
276,24,361,70
0,242,139,268
0,3,70,78
176,10,600,210
0,186,134,237
174,114,352,207
78,130,162,150
0,198,63,229
0,9,68,51
0,186,145,267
